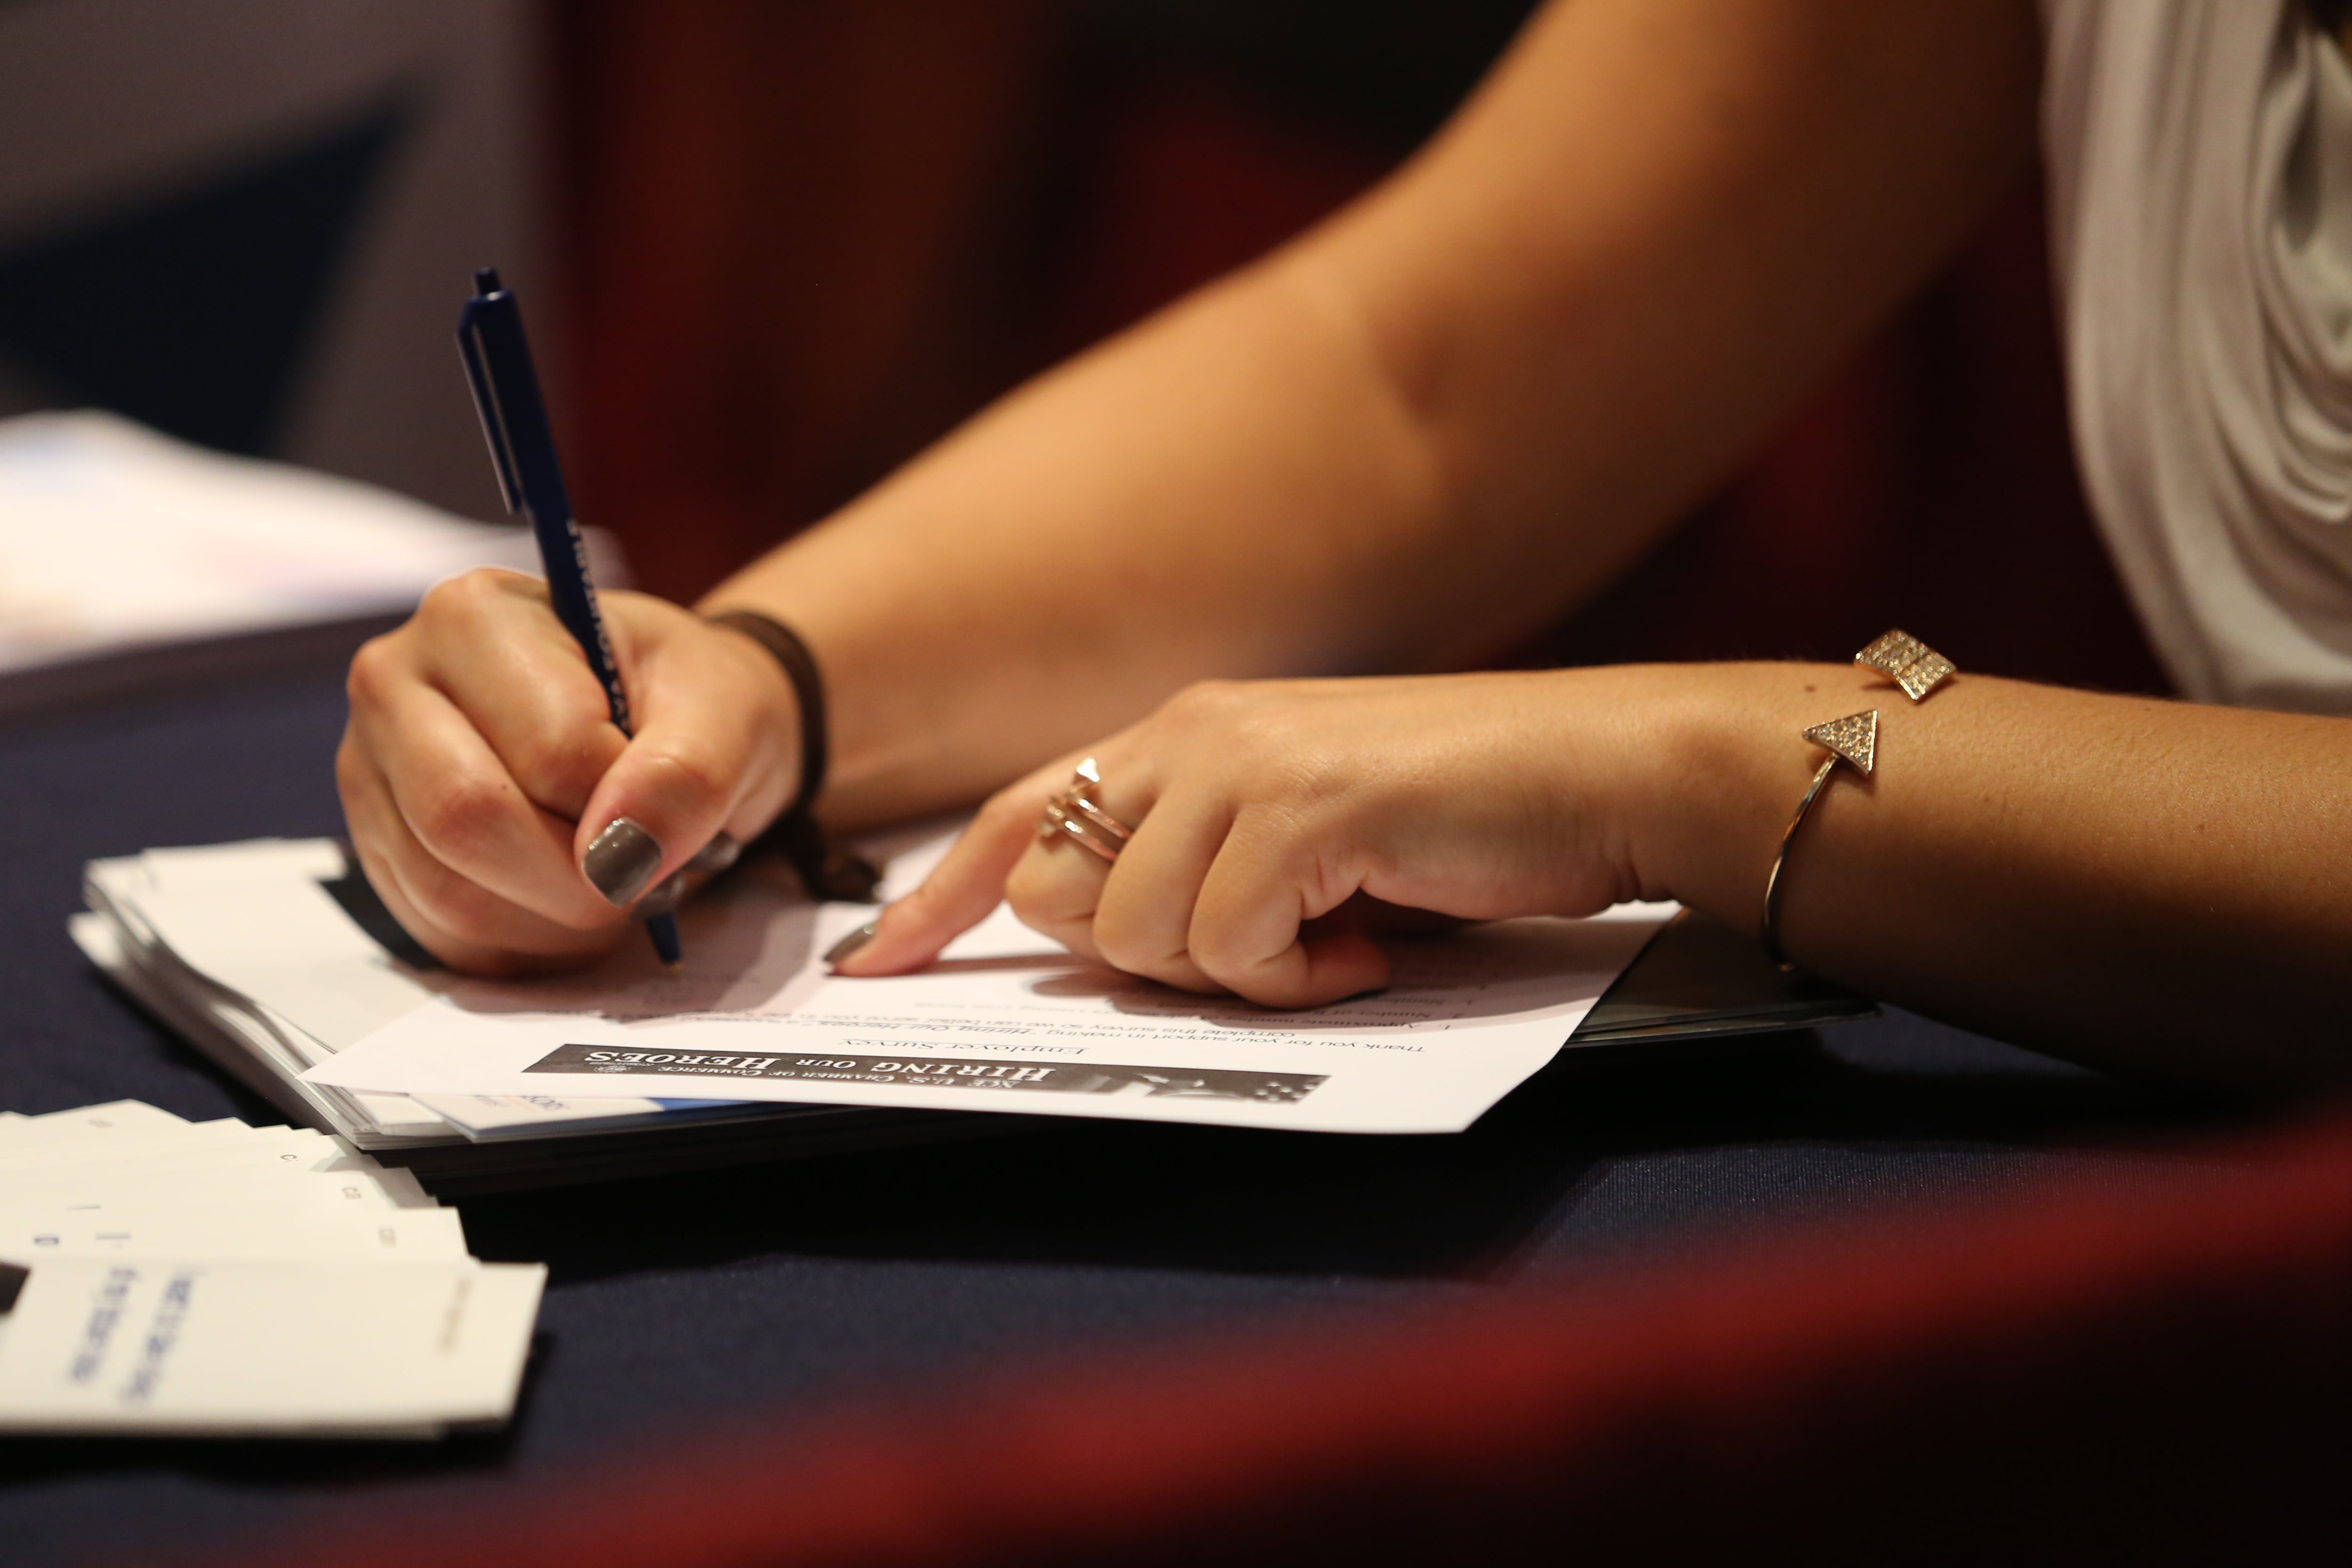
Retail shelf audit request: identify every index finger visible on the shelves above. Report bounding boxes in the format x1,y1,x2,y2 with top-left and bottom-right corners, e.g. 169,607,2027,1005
828,764,1070,975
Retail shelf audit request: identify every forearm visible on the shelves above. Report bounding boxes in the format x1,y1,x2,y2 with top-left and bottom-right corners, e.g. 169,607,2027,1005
1646,666,2352,1088
840,653,2349,1090
704,0,2043,832
702,263,1451,828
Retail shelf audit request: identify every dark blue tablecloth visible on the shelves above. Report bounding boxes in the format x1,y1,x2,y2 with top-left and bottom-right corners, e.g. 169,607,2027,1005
0,669,2249,1568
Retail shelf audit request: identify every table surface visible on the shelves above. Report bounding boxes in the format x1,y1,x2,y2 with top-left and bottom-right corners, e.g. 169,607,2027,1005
0,669,2253,1568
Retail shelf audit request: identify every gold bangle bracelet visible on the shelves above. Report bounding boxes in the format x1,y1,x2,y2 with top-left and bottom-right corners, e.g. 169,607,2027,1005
1759,631,1955,971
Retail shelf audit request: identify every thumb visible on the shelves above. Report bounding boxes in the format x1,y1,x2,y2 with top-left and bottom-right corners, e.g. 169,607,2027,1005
574,727,746,911
830,772,1056,975
572,610,801,910
574,702,788,921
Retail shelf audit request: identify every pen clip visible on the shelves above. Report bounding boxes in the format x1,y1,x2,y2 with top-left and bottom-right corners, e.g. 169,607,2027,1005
457,279,526,518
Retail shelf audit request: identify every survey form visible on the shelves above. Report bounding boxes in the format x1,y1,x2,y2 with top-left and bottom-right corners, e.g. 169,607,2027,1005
303,828,1673,1135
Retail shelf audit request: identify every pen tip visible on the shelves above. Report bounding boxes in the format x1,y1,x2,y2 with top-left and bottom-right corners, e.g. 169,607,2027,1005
665,962,683,978
646,912,683,970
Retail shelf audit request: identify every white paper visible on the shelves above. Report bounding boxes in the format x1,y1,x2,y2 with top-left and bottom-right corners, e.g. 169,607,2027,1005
125,871,433,1053
4,1158,431,1217
408,1092,761,1140
0,1256,543,1436
308,838,1671,1135
0,1205,469,1263
0,1121,325,1175
0,1101,190,1143
0,411,544,677
0,1103,539,1437
81,843,728,1142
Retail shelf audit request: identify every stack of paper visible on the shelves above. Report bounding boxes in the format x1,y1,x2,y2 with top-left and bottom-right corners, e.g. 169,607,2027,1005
0,1100,543,1437
74,828,1870,1196
72,839,952,1194
0,410,620,721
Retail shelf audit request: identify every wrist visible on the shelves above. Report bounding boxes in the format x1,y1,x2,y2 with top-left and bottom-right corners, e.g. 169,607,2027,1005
1635,661,1875,931
704,612,805,831
703,607,883,901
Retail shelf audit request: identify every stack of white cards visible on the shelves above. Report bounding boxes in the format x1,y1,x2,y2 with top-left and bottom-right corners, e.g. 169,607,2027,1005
0,1099,544,1438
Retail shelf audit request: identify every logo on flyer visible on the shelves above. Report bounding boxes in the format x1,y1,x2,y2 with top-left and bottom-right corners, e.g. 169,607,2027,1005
525,1045,1325,1104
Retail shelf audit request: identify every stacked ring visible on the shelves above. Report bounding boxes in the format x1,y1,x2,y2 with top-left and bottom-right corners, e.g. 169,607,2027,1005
1038,758,1135,863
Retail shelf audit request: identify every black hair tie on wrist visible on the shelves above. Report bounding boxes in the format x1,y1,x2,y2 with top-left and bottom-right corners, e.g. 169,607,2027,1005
705,611,882,903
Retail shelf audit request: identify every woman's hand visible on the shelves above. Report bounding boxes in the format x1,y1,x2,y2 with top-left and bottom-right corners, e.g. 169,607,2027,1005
833,669,1700,1007
337,569,802,974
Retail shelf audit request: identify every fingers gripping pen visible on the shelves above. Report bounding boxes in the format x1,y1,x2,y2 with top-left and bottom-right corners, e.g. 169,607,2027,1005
456,267,683,971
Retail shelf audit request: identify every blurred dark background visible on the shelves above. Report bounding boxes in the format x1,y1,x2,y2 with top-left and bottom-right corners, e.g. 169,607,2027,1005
0,0,2169,695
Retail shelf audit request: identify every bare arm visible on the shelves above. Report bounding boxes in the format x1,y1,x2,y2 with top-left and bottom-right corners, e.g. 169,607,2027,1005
1658,668,2352,1090
709,0,2044,827
845,662,2352,1091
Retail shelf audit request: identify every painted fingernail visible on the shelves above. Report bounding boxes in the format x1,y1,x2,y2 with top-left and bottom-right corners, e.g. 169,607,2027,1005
634,870,687,919
584,817,663,907
824,920,879,969
688,831,742,876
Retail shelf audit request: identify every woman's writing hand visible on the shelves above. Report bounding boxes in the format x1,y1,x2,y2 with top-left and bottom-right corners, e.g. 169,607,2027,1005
834,669,1691,1007
336,569,802,974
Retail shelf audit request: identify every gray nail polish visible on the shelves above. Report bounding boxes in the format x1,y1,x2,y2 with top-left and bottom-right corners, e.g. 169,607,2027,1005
584,818,663,907
824,920,879,968
688,831,742,876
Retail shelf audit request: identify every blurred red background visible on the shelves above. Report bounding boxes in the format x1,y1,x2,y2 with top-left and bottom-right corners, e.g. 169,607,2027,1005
546,0,2168,697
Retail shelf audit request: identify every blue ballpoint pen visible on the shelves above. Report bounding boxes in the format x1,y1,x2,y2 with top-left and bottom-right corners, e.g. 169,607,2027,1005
457,267,683,971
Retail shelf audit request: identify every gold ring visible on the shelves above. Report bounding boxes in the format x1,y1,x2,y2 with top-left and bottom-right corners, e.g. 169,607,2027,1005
1037,758,1134,864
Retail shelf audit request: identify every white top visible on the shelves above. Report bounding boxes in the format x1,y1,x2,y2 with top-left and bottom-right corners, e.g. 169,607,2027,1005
2044,0,2352,711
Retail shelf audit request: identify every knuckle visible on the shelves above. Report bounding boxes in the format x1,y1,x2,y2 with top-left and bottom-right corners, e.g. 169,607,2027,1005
1184,925,1248,982
1188,943,1287,1006
344,634,403,708
426,892,508,951
405,848,601,952
416,567,543,640
1003,848,1088,926
410,771,517,861
420,566,506,620
333,730,366,795
1089,913,1165,977
1165,678,1248,727
636,738,733,813
979,782,1038,829
356,841,590,977
604,587,671,634
506,720,606,804
396,850,498,943
1001,853,1053,922
1011,912,1092,962
413,573,474,629
1185,912,1284,991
